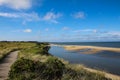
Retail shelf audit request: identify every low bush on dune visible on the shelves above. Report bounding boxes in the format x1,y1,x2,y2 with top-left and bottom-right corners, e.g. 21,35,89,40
9,58,36,80
9,57,65,80
44,56,65,80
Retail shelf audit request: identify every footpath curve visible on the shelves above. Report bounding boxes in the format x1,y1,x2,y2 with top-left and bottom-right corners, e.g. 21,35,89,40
0,51,19,80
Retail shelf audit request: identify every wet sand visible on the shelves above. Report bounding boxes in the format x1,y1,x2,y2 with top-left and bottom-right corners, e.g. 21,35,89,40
64,45,120,54
0,51,19,80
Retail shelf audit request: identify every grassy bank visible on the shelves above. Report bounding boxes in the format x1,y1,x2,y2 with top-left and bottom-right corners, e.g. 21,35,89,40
0,41,38,61
0,41,113,80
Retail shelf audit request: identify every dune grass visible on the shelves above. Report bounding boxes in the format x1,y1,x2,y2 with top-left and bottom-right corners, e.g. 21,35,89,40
0,41,37,61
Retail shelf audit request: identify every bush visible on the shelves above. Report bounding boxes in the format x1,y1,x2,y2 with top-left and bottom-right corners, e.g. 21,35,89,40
9,57,65,80
43,56,65,80
9,58,36,80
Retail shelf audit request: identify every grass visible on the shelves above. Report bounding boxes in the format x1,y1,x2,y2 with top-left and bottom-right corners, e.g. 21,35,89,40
0,41,38,61
63,64,110,80
0,41,112,80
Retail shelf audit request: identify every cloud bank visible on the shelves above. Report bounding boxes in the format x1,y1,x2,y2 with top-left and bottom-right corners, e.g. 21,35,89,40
0,11,62,24
0,0,32,10
0,12,40,23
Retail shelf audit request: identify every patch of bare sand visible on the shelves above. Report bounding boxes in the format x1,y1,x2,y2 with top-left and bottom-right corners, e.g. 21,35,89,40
64,45,120,54
0,51,19,80
80,49,102,54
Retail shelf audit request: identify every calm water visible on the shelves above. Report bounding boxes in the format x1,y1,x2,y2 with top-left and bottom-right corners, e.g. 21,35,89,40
51,42,120,48
49,42,120,75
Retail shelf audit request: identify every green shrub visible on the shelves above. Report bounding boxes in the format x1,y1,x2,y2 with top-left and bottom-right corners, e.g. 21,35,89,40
33,56,65,80
9,58,36,80
8,57,65,80
43,56,65,80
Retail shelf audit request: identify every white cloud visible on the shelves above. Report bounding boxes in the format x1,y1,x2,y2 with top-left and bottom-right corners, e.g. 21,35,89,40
72,12,85,19
0,11,62,24
0,12,19,17
0,0,32,10
62,27,69,30
0,12,40,22
93,29,97,33
43,12,62,23
12,29,32,33
21,12,40,21
23,29,32,33
45,28,49,31
74,29,97,33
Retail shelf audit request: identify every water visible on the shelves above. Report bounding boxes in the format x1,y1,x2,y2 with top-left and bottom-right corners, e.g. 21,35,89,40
51,42,120,48
49,42,120,76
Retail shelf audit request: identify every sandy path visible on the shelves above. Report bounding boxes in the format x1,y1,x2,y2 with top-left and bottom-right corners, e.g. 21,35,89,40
0,51,19,80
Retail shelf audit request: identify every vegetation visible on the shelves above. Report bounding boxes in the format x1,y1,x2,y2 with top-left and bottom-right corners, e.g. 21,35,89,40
62,65,111,80
0,41,111,80
0,41,33,61
9,57,65,80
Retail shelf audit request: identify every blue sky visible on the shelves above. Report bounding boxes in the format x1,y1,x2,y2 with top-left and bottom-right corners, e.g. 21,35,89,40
0,0,120,42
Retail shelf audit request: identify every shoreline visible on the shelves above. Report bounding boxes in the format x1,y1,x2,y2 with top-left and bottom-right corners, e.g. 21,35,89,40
50,44,120,79
70,64,120,80
84,67,120,80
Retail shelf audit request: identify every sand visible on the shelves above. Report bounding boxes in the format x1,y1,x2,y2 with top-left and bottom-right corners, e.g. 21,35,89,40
64,45,120,54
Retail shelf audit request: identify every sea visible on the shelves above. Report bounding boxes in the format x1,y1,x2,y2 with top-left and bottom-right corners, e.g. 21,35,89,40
49,42,120,75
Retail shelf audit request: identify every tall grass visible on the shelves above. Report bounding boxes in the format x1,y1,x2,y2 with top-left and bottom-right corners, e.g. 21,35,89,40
0,41,37,61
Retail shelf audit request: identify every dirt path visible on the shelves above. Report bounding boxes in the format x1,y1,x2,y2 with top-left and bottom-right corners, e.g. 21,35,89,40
0,51,19,80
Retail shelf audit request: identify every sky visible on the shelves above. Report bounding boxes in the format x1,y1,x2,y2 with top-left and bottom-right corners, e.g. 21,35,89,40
0,0,120,42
